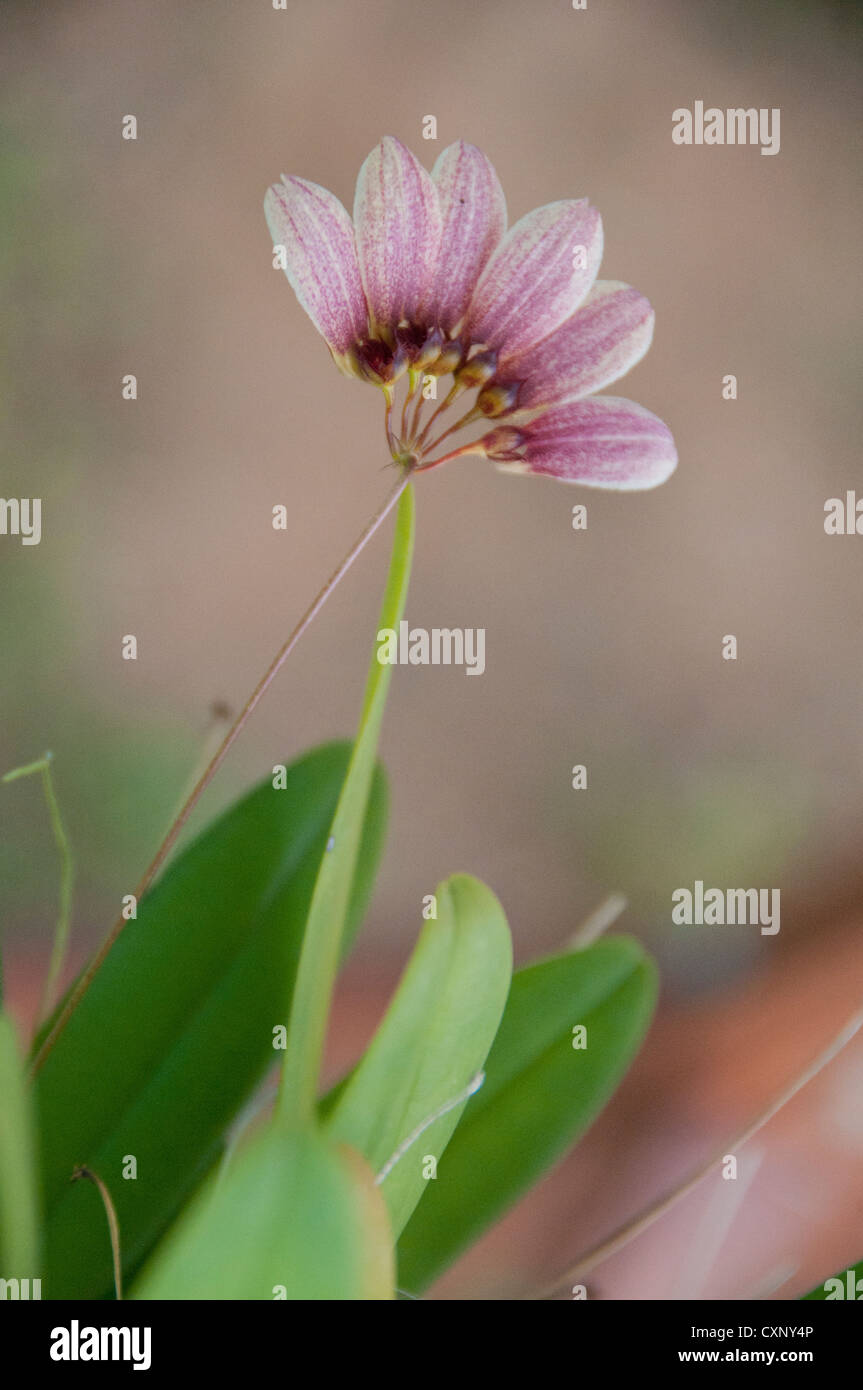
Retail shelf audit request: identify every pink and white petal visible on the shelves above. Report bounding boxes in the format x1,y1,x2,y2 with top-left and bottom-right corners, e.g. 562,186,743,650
466,199,603,360
516,396,677,489
264,177,367,356
353,136,442,333
505,281,655,408
426,141,507,333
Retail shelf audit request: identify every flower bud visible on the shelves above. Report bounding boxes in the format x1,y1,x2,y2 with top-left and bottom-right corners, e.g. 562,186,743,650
477,381,521,418
480,426,526,462
430,339,465,375
351,336,408,385
455,349,498,391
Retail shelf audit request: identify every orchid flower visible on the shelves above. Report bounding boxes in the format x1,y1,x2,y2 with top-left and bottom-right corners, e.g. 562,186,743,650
265,136,676,490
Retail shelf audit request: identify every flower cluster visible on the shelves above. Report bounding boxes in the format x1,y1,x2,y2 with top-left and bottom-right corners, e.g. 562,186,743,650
265,137,676,489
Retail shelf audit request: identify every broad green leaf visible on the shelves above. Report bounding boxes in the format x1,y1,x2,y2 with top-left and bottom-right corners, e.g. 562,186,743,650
0,1013,39,1279
34,740,387,1299
132,1127,393,1300
397,936,658,1292
803,1259,863,1299
277,484,414,1128
325,873,512,1235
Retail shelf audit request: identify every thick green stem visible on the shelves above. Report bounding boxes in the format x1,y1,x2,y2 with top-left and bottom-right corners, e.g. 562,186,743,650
276,484,416,1131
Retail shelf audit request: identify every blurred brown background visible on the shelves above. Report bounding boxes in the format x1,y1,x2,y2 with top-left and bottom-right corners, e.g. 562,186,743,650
2,0,861,1298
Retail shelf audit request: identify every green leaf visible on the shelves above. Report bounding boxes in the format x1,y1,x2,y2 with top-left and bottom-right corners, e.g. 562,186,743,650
803,1259,863,1299
325,873,512,1235
397,936,658,1293
277,483,414,1129
131,1127,393,1300
34,740,387,1299
0,1012,39,1279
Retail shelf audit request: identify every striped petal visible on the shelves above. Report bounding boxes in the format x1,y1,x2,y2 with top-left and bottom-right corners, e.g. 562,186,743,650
425,141,507,334
264,176,368,357
493,396,677,490
354,136,442,335
466,199,603,360
502,281,655,409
